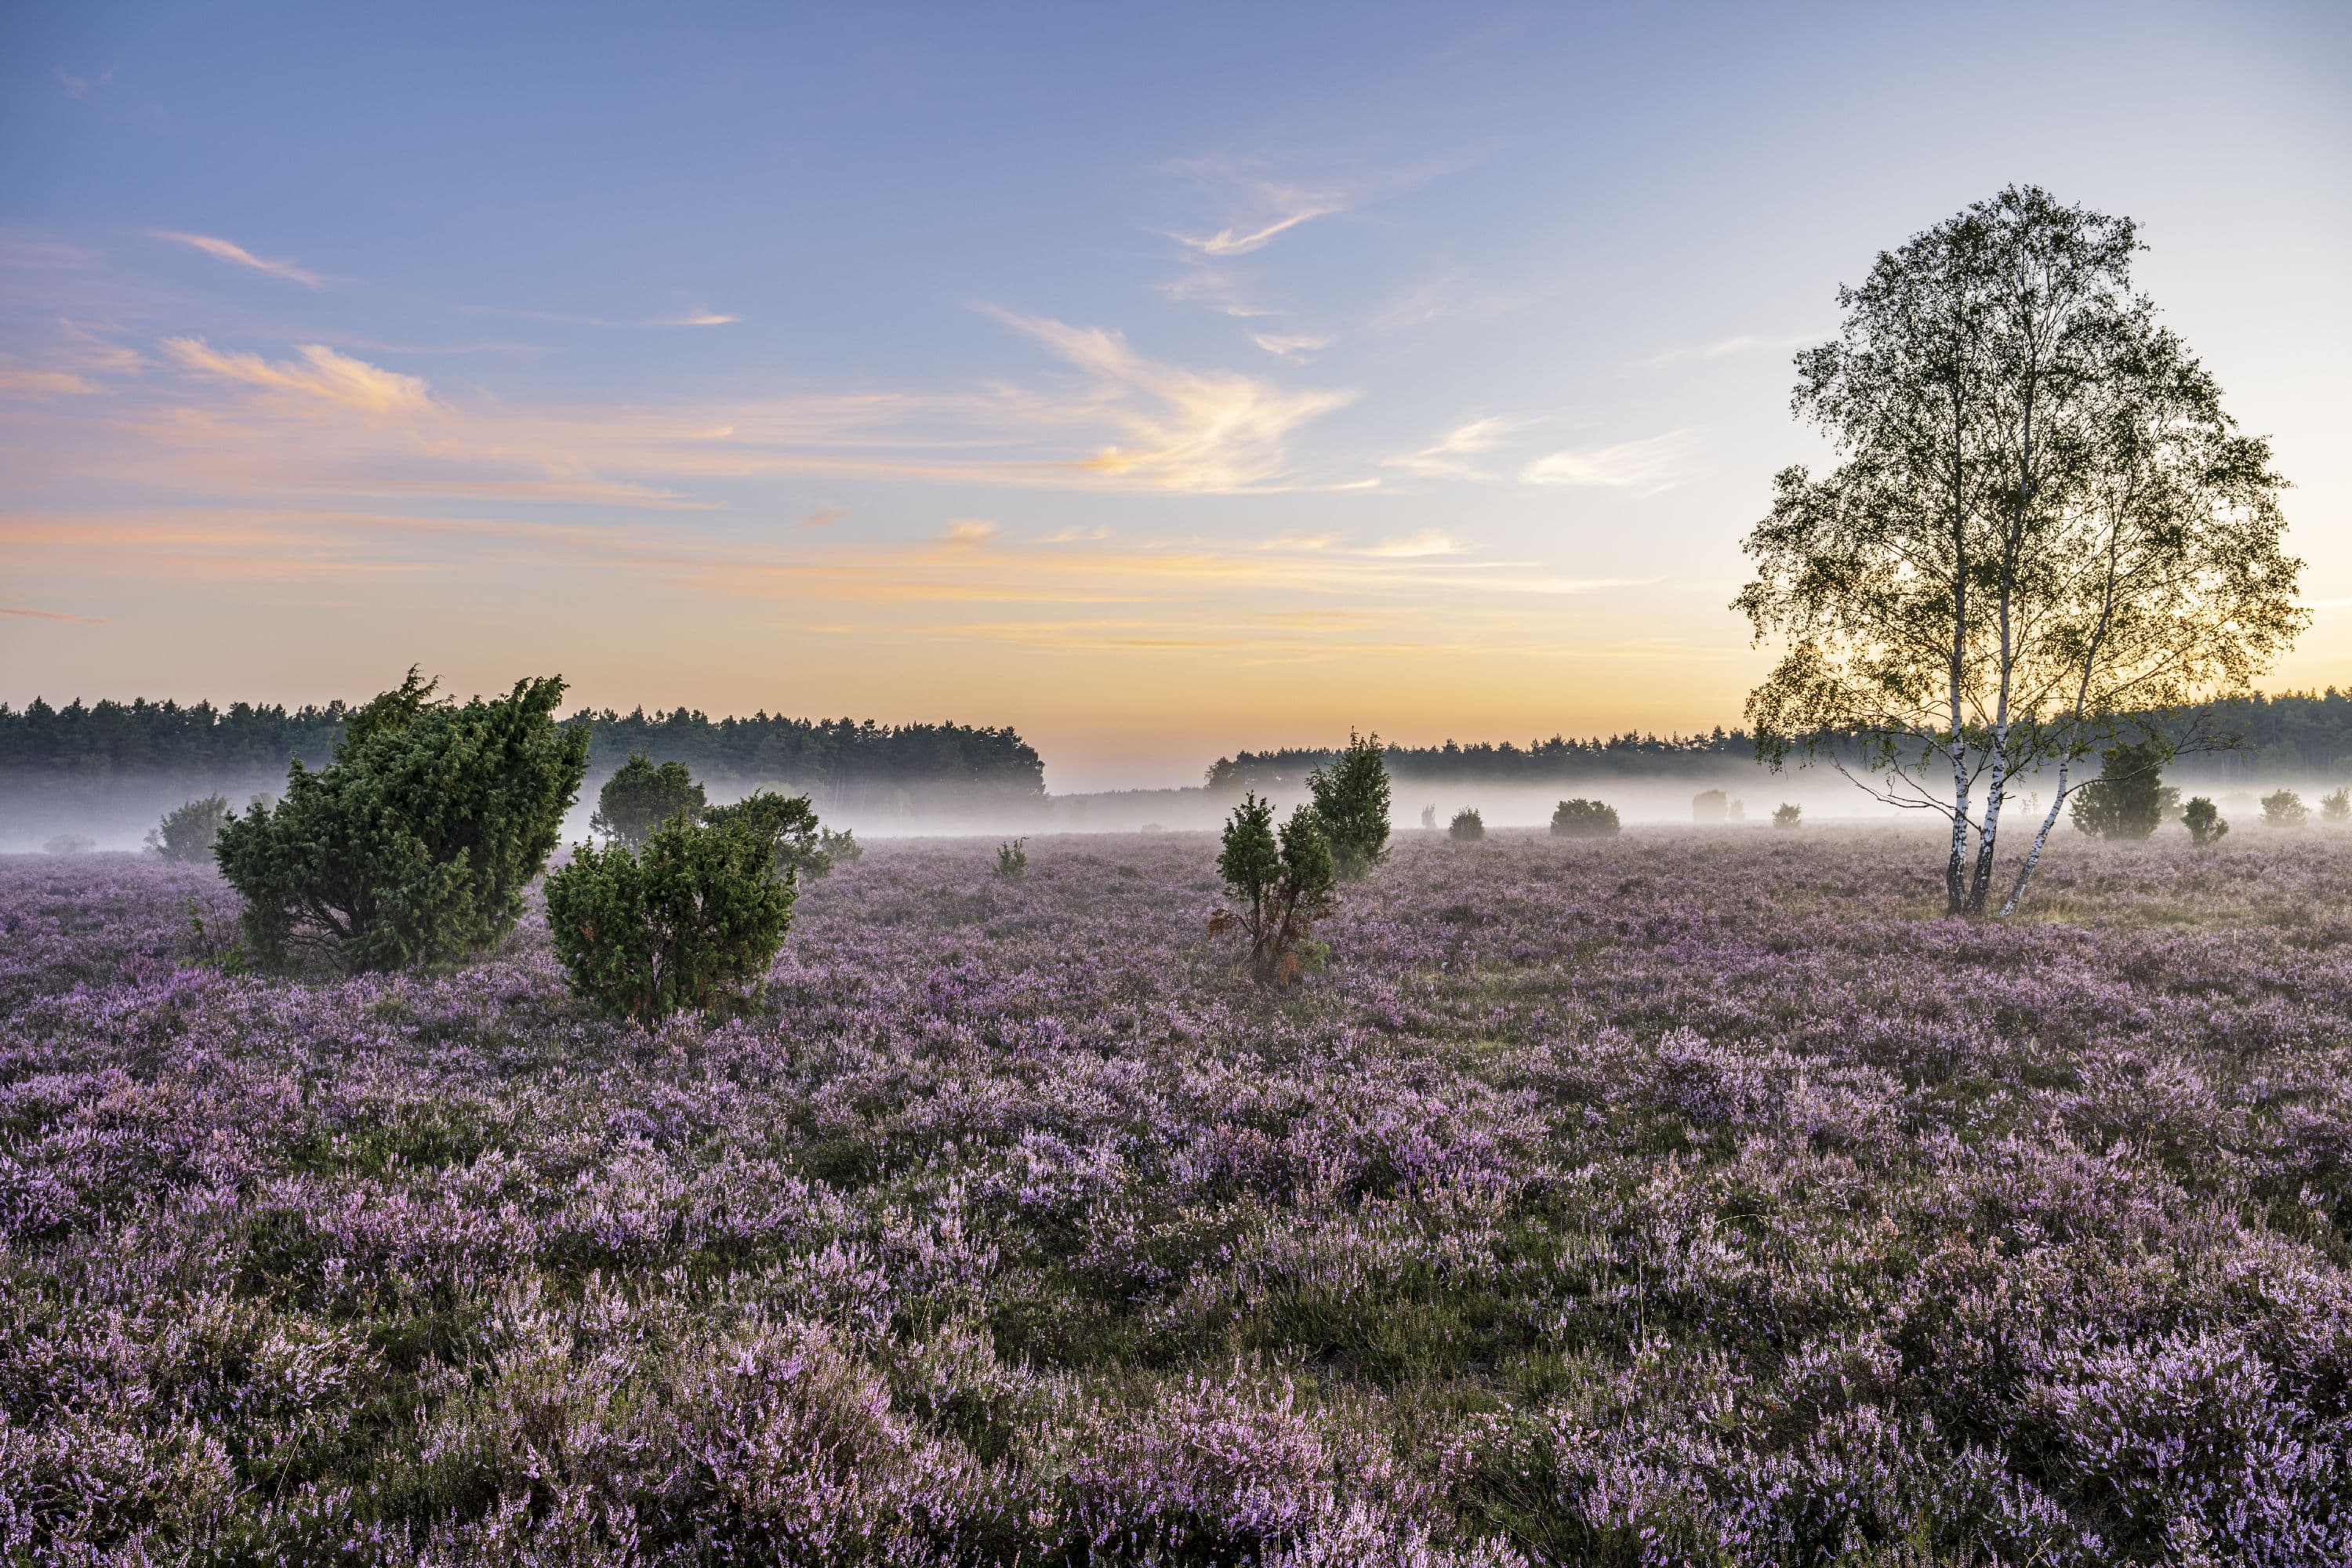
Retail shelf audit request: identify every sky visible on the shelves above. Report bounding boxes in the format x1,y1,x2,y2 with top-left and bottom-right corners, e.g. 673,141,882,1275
2,1,2347,790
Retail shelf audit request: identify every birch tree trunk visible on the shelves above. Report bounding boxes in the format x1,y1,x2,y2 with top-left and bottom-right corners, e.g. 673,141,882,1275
1998,757,2071,916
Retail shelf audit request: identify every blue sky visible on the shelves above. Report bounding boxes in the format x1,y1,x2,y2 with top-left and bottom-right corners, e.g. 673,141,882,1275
3,1,2347,788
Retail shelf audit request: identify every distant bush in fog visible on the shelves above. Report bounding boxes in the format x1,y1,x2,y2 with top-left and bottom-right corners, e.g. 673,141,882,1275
2262,789,2308,828
2325,786,2350,823
42,833,93,855
2069,739,2166,842
1773,803,1802,830
1448,808,1484,842
1550,798,1620,838
1692,789,1728,823
147,794,230,863
592,754,706,847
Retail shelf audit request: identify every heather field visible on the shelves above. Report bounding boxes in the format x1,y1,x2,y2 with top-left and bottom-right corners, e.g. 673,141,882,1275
5,829,2352,1566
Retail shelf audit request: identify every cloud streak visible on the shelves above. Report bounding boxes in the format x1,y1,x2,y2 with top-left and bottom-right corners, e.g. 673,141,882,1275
1169,195,1344,259
1520,428,1699,494
1,602,102,623
1381,415,1534,480
987,307,1352,491
1250,332,1330,361
161,338,437,416
154,232,328,289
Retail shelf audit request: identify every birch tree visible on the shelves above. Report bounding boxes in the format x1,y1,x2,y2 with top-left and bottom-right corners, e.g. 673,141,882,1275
1735,186,2303,916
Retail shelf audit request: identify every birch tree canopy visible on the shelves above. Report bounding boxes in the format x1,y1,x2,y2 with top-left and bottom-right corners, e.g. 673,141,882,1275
1734,185,2305,916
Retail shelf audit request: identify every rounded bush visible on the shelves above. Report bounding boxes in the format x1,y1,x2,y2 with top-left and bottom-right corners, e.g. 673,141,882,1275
1551,798,1621,838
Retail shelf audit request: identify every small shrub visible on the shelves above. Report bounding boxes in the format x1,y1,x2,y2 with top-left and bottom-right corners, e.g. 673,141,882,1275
592,754,706,847
1213,792,1335,985
2183,797,2228,846
994,838,1029,880
1448,808,1485,842
546,812,794,1022
1307,730,1391,879
1727,797,1747,822
43,833,94,855
1773,803,1802,830
149,794,232,863
213,670,589,972
2260,789,2307,828
1551,798,1621,838
1692,788,1727,822
1418,804,1437,829
702,790,848,880
2069,739,2165,840
2324,786,2350,824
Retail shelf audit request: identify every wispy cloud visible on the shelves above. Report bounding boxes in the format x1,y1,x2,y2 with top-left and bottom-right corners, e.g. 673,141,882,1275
456,303,739,329
53,66,113,100
802,506,846,528
986,307,1352,491
0,357,99,399
1040,525,1110,543
2,601,103,624
1381,415,1534,481
940,518,1000,546
161,338,436,416
1640,332,1823,367
1169,192,1345,259
154,231,328,289
1156,268,1276,319
1520,428,1699,494
1368,529,1464,558
1250,332,1330,361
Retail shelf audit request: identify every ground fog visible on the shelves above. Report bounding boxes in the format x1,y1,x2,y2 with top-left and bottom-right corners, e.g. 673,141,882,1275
3,829,2350,1564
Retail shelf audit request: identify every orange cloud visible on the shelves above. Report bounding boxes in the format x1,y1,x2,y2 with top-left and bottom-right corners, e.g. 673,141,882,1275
160,338,435,416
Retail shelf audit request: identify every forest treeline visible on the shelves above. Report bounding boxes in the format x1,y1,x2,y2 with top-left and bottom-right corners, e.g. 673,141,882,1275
0,696,1044,803
5,688,2346,807
1207,690,2352,791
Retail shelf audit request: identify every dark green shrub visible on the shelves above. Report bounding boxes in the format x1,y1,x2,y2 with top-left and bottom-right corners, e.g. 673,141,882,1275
546,814,794,1022
591,755,706,847
701,790,852,880
1214,792,1335,984
149,794,232,862
2324,786,2350,824
2068,739,2165,840
1308,730,1391,878
1772,803,1802,830
1551,798,1621,838
2183,797,2228,846
994,838,1029,880
1448,808,1484,842
2261,789,2307,828
214,670,589,972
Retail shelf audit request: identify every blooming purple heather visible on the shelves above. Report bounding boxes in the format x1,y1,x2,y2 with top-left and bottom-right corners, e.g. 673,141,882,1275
3,829,2350,1564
